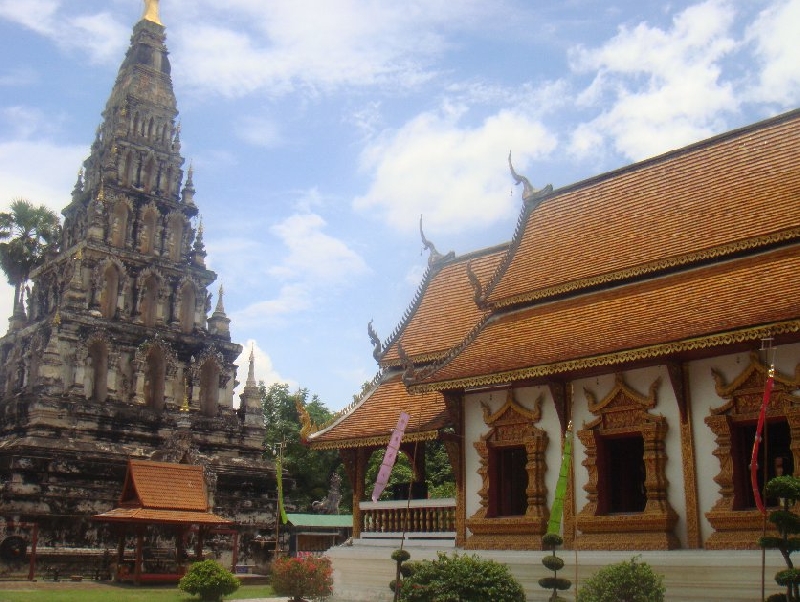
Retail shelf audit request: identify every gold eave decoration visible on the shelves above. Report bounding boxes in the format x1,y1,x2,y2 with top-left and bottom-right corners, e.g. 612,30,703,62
409,319,800,394
307,429,440,451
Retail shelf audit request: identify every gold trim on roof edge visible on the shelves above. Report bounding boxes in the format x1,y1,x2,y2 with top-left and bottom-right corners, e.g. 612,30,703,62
489,228,800,309
307,429,440,451
409,320,800,394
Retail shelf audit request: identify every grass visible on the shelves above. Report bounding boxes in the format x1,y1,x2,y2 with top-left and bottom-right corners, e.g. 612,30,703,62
0,582,275,602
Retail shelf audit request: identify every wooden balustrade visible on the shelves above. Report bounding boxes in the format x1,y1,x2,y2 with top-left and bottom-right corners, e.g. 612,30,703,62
358,499,456,542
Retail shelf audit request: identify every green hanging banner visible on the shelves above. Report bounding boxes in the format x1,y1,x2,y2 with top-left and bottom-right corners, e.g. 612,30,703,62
547,421,574,535
275,454,288,524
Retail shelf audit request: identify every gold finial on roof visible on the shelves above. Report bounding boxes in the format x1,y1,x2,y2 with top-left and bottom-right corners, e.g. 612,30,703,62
142,0,163,25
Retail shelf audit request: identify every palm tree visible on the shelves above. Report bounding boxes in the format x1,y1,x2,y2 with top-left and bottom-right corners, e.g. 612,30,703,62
0,199,61,312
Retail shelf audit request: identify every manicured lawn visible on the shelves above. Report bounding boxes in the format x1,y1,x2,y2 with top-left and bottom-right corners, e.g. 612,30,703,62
0,582,275,602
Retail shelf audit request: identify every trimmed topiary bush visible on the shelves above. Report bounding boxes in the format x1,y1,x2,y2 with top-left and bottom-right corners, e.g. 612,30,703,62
271,555,333,602
397,552,525,602
576,557,665,602
178,559,241,602
539,532,571,602
759,475,800,602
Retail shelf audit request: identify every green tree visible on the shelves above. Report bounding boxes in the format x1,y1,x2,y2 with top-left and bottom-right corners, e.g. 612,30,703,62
364,439,455,501
0,199,61,312
262,383,351,512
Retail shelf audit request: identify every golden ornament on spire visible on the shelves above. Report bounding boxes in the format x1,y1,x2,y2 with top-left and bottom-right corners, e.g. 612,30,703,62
142,0,163,25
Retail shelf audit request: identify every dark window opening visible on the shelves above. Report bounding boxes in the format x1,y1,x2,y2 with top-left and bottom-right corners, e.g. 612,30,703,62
489,446,528,517
598,434,646,514
732,420,792,510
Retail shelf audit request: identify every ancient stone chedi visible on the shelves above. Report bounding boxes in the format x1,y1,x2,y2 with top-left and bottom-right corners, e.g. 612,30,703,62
0,5,272,555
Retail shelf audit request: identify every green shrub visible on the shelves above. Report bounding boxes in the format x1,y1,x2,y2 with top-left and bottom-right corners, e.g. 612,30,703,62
271,555,333,602
178,559,241,602
397,552,525,602
577,557,665,602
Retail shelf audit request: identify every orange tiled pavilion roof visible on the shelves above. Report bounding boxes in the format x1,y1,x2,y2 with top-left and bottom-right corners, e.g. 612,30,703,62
483,109,800,309
94,459,232,525
307,372,448,450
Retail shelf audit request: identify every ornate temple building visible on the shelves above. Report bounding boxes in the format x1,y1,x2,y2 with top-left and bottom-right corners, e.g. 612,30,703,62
304,109,800,601
0,4,274,571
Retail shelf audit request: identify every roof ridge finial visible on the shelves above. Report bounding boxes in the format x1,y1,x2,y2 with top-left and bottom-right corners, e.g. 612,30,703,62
142,0,163,25
419,215,454,266
508,151,553,207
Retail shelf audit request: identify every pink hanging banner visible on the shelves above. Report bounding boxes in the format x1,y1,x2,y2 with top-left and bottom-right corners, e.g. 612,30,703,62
371,412,410,502
751,368,775,514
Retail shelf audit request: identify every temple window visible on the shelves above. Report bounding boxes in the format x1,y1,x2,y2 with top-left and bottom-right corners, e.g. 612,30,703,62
597,434,646,514
490,445,528,517
199,360,220,417
704,354,800,549
731,420,792,510
140,275,159,327
110,202,129,248
144,345,165,411
179,282,196,334
100,264,121,319
142,155,157,193
576,374,678,550
87,340,108,403
139,208,157,255
464,389,548,550
167,214,184,261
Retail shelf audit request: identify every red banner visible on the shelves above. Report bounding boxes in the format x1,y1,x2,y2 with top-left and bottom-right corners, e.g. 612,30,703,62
751,370,775,514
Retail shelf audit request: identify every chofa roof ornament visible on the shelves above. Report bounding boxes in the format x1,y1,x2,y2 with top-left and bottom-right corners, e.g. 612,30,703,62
508,151,553,208
420,215,455,267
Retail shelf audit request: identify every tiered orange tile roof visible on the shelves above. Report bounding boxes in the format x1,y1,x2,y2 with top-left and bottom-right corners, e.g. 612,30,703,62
94,460,232,525
414,246,800,391
380,244,507,366
307,372,448,449
484,109,800,308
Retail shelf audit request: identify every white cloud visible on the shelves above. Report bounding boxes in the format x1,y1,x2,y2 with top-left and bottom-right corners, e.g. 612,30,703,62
234,115,283,148
567,0,739,161
744,0,800,106
233,283,313,327
0,139,86,214
233,338,295,404
169,0,497,98
354,106,556,235
229,211,368,328
269,213,368,283
0,1,128,64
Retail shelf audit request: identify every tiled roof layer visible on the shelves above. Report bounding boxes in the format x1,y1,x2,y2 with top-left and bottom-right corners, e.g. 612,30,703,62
422,246,800,386
309,373,447,446
125,460,208,512
382,246,505,364
487,110,800,306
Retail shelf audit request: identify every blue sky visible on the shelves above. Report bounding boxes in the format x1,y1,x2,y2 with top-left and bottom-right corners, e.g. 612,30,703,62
0,0,798,410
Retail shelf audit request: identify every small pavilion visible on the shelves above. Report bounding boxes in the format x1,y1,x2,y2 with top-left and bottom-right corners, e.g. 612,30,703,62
94,459,235,583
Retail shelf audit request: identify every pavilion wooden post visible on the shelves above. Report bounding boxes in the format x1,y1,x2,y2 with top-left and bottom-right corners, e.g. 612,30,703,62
134,527,144,584
231,531,239,571
195,527,205,560
116,528,126,576
27,523,38,581
176,527,186,573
